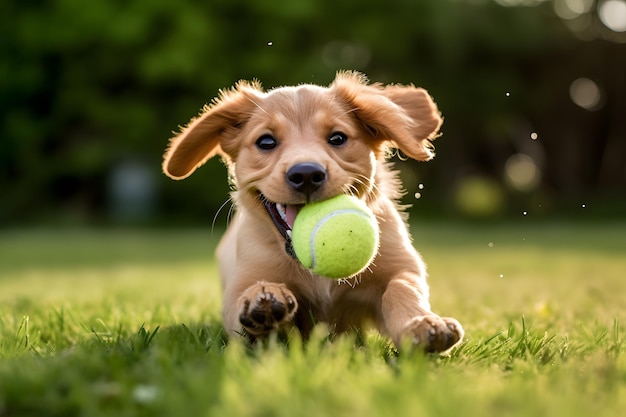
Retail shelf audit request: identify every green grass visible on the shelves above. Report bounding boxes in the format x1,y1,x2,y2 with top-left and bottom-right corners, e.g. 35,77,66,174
0,221,625,417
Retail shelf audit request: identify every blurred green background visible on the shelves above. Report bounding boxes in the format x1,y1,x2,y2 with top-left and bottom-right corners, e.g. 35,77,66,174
2,0,625,226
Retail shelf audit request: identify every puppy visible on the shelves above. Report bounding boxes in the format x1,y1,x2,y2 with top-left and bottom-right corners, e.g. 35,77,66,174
163,71,463,352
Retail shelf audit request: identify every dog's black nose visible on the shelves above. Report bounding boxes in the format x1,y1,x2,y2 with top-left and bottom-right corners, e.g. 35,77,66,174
286,163,327,196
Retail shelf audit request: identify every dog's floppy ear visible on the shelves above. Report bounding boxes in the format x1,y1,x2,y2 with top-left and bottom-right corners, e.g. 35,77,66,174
163,81,261,180
331,71,442,161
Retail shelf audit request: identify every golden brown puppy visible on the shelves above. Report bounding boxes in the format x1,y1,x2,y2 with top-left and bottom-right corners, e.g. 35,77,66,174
163,71,463,352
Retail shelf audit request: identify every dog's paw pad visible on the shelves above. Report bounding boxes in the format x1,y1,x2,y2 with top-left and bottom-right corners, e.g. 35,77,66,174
404,316,464,353
238,283,298,337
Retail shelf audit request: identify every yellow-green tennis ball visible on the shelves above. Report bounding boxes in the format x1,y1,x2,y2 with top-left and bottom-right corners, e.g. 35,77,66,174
291,194,379,279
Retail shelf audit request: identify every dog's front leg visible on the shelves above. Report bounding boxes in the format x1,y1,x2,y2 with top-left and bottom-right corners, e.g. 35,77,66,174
381,277,463,353
223,281,298,341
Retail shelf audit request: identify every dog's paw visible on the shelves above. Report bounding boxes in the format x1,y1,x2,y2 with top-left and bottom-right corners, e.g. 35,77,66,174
237,282,298,338
402,315,464,353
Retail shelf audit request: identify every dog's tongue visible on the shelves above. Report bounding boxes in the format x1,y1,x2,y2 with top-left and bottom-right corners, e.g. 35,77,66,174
285,205,300,229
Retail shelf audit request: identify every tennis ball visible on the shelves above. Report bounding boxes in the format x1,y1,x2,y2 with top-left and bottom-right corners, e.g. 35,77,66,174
291,194,379,279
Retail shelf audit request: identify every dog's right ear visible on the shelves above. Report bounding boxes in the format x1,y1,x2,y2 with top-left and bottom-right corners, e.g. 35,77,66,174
163,81,261,180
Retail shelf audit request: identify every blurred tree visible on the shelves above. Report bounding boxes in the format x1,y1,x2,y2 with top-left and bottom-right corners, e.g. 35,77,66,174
0,0,624,225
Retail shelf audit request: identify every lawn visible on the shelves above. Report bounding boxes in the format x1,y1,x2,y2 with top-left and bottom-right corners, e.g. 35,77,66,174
0,221,624,416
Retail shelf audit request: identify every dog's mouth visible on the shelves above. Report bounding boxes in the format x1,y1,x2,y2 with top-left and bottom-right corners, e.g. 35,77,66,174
260,195,304,256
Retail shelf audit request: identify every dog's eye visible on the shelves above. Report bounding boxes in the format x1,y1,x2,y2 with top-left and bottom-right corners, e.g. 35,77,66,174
256,135,277,150
328,132,348,147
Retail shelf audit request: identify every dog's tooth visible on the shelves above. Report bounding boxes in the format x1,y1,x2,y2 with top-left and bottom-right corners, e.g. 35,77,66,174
276,203,287,222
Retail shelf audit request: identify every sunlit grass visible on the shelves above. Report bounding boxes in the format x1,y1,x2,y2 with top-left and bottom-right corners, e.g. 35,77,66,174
0,222,624,416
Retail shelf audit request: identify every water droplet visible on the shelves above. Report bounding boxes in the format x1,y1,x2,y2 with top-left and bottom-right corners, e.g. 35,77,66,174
530,132,538,140
414,192,422,199
488,242,494,248
418,183,424,190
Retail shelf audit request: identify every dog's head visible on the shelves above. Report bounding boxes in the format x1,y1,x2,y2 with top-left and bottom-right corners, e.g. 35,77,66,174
163,71,441,250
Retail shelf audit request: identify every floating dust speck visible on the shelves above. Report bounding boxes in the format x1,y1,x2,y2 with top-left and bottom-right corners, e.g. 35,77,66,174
499,274,504,278
267,41,273,46
418,183,424,190
582,204,586,208
414,192,422,199
523,211,528,216
530,132,538,140
488,242,494,248
505,92,511,97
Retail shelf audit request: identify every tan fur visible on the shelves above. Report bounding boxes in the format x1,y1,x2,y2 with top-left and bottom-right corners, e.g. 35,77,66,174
163,71,463,352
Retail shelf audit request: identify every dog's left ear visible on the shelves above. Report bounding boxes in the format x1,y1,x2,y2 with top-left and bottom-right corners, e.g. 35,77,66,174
331,71,442,161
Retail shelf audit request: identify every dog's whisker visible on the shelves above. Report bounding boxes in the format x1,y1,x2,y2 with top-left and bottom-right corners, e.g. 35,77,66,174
352,175,370,190
342,183,359,198
344,174,380,198
358,173,384,196
226,200,236,226
342,182,354,194
331,93,360,117
212,197,234,235
246,96,269,116
339,107,359,118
